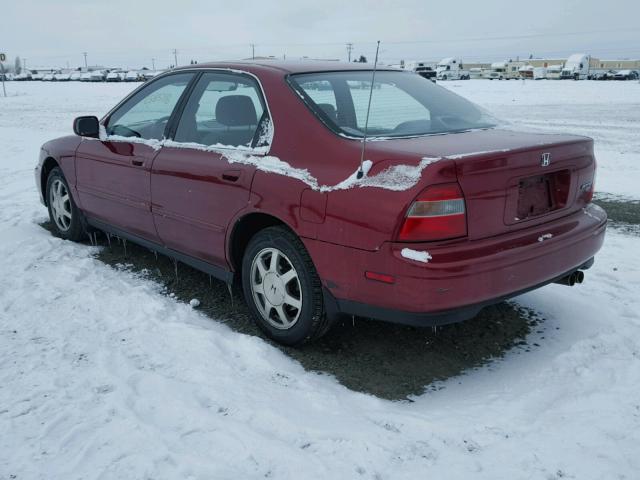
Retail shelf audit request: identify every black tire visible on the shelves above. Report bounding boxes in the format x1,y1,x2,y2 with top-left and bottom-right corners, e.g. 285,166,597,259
46,167,85,241
241,226,331,346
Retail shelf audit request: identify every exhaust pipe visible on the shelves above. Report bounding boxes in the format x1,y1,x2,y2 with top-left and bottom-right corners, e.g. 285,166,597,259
554,270,585,286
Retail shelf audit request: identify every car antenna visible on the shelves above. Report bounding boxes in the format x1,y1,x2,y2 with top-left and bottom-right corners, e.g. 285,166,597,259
357,40,380,180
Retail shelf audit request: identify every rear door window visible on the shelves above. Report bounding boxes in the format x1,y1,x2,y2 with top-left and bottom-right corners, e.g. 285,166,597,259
174,72,267,149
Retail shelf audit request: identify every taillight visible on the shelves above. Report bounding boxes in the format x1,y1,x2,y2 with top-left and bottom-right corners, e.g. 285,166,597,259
398,182,467,242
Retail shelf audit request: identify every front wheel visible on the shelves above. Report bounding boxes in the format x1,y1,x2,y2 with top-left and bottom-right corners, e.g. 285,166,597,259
242,226,331,346
46,167,85,241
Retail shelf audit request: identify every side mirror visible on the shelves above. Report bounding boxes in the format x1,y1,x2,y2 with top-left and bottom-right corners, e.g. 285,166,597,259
73,116,100,138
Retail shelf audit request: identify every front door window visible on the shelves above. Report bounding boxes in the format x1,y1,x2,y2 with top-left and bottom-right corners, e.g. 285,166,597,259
106,73,193,140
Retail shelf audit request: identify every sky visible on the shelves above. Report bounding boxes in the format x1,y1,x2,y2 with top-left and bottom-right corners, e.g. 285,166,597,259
2,0,639,70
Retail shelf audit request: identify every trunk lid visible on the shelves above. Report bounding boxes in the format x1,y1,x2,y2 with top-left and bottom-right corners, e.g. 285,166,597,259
366,128,596,241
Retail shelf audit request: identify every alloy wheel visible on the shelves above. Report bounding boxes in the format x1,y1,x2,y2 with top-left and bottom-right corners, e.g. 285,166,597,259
49,178,72,231
250,247,303,329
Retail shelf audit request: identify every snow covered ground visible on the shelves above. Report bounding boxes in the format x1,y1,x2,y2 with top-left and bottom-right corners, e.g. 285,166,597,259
1,80,639,479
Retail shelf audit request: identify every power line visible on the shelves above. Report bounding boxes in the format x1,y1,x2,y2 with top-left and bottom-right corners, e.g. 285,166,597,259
22,26,640,61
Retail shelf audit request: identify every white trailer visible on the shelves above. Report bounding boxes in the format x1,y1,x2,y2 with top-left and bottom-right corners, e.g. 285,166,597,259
486,60,526,80
436,58,470,80
469,67,485,79
560,53,591,80
533,67,547,80
518,65,534,79
546,64,564,79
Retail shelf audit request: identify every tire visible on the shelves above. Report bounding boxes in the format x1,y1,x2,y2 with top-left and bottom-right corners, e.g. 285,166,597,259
241,226,331,346
46,167,85,241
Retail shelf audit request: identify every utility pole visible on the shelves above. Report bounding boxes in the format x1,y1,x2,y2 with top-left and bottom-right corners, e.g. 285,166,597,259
82,52,88,70
151,58,155,70
0,53,6,97
250,44,255,59
346,42,354,62
172,49,178,67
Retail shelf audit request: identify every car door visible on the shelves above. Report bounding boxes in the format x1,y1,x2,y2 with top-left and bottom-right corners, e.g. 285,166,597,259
151,71,271,267
75,72,195,241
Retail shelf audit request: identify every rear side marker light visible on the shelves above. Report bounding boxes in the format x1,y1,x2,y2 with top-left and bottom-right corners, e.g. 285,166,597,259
398,182,467,242
365,271,395,284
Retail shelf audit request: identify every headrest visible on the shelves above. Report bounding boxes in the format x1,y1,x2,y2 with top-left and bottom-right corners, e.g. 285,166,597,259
215,95,258,126
317,103,337,122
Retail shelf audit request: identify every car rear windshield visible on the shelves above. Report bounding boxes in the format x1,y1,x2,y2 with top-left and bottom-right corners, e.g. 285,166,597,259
289,70,497,138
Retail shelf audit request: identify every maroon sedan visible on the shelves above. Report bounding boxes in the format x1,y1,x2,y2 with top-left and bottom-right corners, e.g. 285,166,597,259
36,61,606,345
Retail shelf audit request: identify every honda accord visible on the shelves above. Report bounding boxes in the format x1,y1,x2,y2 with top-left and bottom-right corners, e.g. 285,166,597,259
36,61,607,345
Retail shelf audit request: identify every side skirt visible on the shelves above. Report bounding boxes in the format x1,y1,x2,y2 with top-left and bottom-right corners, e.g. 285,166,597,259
86,217,234,284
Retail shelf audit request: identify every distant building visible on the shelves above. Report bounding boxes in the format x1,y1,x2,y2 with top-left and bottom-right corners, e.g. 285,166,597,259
594,59,640,69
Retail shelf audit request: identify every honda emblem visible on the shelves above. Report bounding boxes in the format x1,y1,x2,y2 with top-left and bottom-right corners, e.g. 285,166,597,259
541,153,551,167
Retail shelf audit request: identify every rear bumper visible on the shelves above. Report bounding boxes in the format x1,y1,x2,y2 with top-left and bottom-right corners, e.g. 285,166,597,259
327,258,593,326
306,203,607,326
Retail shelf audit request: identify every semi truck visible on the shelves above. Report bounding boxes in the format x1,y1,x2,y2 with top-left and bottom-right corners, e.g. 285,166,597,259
560,53,591,80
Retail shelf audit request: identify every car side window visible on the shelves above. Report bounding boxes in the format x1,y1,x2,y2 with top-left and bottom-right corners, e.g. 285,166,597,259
296,80,338,124
106,73,194,141
174,72,267,148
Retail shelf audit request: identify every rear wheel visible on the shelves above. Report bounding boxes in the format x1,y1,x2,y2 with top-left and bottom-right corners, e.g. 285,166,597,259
242,226,330,346
46,167,85,241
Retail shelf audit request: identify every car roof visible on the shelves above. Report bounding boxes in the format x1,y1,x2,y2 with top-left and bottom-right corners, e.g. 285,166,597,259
173,59,401,75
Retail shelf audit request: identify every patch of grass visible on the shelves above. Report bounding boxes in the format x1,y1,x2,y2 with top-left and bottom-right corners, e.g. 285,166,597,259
594,194,640,226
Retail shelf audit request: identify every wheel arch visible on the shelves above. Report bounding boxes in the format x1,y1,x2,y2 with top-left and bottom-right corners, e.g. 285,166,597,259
41,157,60,205
227,212,297,276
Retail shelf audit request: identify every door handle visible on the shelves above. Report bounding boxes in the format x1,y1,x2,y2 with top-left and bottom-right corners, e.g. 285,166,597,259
131,159,144,167
222,170,241,182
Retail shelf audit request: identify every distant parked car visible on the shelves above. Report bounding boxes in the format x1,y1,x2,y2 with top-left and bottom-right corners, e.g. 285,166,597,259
106,71,125,82
89,70,106,82
42,73,55,81
613,70,639,80
36,61,606,346
54,73,71,81
140,70,160,81
124,70,140,82
592,70,617,80
14,72,32,81
31,72,45,81
70,72,83,81
80,72,93,82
